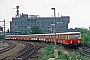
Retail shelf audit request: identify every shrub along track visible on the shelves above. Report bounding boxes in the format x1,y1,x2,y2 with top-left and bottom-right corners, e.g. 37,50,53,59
0,40,25,60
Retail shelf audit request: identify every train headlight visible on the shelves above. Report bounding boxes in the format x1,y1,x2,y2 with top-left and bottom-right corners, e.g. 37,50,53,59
66,43,68,44
70,41,72,44
78,40,80,43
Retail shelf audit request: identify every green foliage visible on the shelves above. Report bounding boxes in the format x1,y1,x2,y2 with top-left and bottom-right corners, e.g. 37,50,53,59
39,43,89,60
31,26,44,34
0,35,4,40
22,30,28,35
39,43,69,60
38,28,90,59
79,28,90,47
0,46,7,48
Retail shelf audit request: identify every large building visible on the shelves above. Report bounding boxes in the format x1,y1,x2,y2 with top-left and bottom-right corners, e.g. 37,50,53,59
10,13,70,35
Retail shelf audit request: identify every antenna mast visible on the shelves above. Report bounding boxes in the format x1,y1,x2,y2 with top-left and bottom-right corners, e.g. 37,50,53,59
16,6,19,17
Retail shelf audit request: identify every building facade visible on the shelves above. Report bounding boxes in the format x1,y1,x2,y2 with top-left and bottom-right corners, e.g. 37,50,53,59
10,13,70,35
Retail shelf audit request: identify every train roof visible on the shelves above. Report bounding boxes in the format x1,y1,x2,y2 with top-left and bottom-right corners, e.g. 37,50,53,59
6,32,81,36
57,32,80,35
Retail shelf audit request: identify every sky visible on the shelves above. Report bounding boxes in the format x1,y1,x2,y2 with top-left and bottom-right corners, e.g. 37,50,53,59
0,0,90,31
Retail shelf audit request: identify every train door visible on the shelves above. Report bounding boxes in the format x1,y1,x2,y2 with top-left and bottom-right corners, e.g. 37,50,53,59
45,35,49,42
64,35,68,44
51,35,54,42
56,34,59,43
62,35,65,44
59,35,63,44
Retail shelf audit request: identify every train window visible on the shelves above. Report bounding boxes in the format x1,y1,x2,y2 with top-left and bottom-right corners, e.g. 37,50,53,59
75,34,81,39
22,36,25,38
69,35,75,40
46,35,49,38
65,35,68,40
69,34,81,40
39,35,41,38
62,35,64,39
68,35,70,40
41,35,44,38
56,35,59,39
49,35,51,38
43,35,45,38
59,35,62,39
37,35,39,38
47,35,49,38
41,35,43,38
51,35,54,39
44,35,46,38
28,36,30,38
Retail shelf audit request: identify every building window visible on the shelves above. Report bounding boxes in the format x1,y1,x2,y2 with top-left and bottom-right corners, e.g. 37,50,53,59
21,26,24,28
60,26,62,28
45,22,47,24
42,22,44,24
48,22,50,24
18,26,20,28
15,22,17,25
18,22,20,24
41,26,44,28
21,22,24,25
51,22,54,24
37,22,39,24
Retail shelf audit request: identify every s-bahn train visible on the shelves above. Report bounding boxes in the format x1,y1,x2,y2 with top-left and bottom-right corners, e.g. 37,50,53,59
5,32,82,47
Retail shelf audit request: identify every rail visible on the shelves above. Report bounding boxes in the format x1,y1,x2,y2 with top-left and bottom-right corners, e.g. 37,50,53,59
12,43,35,60
0,40,16,54
79,47,90,57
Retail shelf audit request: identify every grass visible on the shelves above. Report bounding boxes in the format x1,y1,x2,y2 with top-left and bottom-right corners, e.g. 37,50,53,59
0,46,7,48
38,43,90,60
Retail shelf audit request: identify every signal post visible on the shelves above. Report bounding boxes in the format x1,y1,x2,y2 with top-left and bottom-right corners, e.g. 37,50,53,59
51,8,58,58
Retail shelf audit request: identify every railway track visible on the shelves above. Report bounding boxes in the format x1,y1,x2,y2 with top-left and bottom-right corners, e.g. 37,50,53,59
0,40,16,54
64,46,79,52
26,42,45,60
12,41,44,60
79,47,90,57
0,40,25,60
12,42,35,60
0,40,45,60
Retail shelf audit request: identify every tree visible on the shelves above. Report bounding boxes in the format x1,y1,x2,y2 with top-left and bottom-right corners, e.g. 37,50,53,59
30,26,44,34
79,28,90,47
22,30,28,35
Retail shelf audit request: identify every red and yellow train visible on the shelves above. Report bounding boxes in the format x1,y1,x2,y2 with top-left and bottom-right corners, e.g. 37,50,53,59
5,32,82,47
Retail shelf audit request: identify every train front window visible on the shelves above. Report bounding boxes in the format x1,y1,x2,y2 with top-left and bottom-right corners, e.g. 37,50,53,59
75,34,81,39
69,34,81,40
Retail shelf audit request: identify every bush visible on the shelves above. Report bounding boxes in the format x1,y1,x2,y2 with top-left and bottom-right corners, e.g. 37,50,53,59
39,43,89,60
0,35,4,40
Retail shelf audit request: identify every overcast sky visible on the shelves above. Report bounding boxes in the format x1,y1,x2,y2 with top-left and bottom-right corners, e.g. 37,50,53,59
0,0,90,30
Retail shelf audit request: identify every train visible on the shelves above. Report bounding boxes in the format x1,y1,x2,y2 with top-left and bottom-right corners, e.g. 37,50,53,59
5,32,82,48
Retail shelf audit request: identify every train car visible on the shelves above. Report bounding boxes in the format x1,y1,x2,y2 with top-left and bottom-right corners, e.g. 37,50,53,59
5,32,82,48
56,32,82,47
